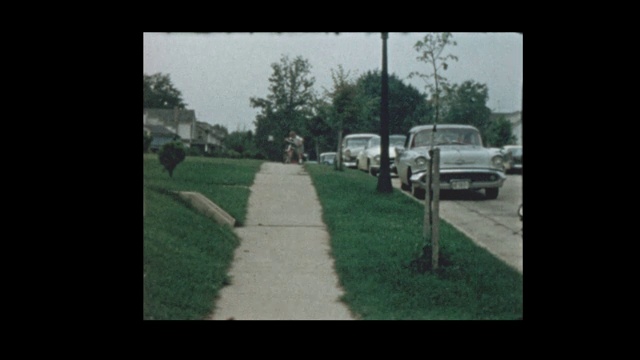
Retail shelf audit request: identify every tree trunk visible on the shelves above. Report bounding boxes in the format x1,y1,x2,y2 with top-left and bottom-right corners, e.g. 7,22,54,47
431,148,441,270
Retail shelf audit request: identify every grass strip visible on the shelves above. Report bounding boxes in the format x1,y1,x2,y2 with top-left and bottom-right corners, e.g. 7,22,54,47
143,155,263,319
306,164,523,320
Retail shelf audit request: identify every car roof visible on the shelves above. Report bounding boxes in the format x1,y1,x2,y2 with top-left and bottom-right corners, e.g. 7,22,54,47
409,124,479,133
344,133,377,139
320,152,336,156
369,134,407,140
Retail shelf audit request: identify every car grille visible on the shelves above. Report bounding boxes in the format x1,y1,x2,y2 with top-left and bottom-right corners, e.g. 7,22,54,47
440,172,496,183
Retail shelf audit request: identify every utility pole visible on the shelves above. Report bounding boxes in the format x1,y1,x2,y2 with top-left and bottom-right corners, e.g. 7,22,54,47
377,32,392,193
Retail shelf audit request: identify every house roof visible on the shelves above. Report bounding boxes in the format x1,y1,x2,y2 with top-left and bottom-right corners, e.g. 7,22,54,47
144,108,196,123
144,124,176,136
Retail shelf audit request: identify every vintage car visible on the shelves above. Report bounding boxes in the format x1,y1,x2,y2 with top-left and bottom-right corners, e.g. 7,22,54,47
356,134,406,176
502,145,522,174
340,133,377,168
395,124,507,199
319,152,337,165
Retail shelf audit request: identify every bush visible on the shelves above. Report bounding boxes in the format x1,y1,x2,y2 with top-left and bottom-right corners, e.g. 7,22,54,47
158,141,186,177
187,146,205,157
226,149,242,159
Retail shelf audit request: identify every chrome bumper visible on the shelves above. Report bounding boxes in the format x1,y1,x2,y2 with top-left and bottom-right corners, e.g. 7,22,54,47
410,169,506,190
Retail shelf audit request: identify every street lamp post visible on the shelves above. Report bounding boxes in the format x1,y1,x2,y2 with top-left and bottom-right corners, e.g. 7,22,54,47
377,32,392,193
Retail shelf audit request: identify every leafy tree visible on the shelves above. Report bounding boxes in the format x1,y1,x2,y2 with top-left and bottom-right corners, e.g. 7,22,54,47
306,98,335,161
355,70,432,134
323,65,362,169
158,141,186,177
408,33,458,125
485,116,516,147
251,55,316,161
441,80,492,139
144,73,187,109
224,130,260,158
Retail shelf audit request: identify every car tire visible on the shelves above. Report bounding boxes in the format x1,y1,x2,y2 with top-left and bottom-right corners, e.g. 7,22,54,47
368,161,378,176
401,179,410,191
401,169,411,191
412,182,425,200
485,188,499,199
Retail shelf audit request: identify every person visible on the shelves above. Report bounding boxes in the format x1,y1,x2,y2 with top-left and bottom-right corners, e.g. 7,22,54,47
286,131,304,164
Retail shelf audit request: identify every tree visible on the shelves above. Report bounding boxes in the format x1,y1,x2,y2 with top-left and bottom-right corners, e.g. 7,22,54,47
408,33,458,125
355,70,432,134
251,55,316,161
306,98,335,161
485,116,516,147
441,80,492,139
158,141,186,178
224,130,261,158
324,65,361,170
144,73,187,110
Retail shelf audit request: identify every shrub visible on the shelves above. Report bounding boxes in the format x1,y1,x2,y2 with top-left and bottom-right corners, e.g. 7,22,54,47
187,146,205,157
158,141,186,177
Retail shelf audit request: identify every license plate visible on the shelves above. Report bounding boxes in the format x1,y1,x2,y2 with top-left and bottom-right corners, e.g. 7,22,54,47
451,180,470,190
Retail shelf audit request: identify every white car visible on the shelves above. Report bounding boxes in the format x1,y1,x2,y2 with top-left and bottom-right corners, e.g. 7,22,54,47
319,152,337,165
395,124,507,199
340,133,377,168
356,134,406,176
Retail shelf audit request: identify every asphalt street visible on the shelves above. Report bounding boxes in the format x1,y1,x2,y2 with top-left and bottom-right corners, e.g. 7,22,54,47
391,173,523,273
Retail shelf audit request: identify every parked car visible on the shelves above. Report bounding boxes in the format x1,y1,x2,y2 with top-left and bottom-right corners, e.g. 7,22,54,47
356,134,406,176
340,133,377,168
395,124,507,199
502,145,522,174
319,152,337,165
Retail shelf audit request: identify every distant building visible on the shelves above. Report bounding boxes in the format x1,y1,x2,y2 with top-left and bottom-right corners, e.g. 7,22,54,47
491,111,521,145
143,108,225,154
144,108,196,147
191,121,225,154
144,124,181,153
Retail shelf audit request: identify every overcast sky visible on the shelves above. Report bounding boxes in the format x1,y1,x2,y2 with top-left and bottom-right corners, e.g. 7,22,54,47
143,32,522,132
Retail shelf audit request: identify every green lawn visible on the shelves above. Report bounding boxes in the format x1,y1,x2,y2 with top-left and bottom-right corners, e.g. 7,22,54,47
306,164,523,320
143,155,264,320
143,156,522,320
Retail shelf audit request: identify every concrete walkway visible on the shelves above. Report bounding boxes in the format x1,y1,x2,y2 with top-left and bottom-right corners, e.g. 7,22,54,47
209,162,355,320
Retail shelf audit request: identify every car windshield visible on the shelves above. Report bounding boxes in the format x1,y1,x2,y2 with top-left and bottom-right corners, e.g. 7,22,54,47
368,137,381,147
367,135,404,148
390,135,405,147
346,138,370,148
413,128,482,147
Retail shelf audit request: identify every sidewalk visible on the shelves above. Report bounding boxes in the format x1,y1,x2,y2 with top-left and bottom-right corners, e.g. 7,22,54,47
208,162,356,320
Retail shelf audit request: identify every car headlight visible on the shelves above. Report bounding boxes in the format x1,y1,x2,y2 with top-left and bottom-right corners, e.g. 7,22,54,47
492,155,504,169
374,155,380,162
415,156,428,167
345,149,351,158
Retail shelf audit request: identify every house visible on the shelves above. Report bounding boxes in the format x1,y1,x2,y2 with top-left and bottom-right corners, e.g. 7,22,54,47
191,121,224,154
143,108,224,154
144,124,181,153
490,111,522,145
144,108,196,147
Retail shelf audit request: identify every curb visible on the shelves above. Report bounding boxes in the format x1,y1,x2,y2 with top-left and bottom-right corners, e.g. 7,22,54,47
176,191,236,227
